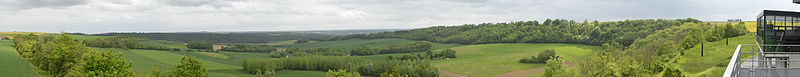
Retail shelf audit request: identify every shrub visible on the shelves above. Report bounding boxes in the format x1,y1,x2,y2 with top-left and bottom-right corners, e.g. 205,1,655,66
187,41,213,49
326,69,361,77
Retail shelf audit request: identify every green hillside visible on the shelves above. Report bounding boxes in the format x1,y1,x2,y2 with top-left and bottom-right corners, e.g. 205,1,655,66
680,33,755,77
0,40,39,77
435,43,600,77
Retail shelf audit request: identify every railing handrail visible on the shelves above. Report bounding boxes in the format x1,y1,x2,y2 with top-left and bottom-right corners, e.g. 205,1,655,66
723,45,743,77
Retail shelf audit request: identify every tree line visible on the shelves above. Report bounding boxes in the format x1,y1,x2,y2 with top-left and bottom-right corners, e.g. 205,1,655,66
92,32,334,43
320,18,703,46
220,44,278,53
287,41,434,56
243,56,438,77
84,36,181,51
13,33,208,77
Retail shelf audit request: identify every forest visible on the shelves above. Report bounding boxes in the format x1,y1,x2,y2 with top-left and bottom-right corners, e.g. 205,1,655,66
321,18,703,46
92,32,334,43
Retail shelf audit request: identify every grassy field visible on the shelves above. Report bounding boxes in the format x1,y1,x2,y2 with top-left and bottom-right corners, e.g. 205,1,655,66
434,43,600,77
0,40,40,77
678,33,756,77
93,48,253,77
286,38,463,50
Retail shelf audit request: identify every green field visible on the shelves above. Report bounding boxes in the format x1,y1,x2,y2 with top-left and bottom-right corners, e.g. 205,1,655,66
0,40,39,77
678,33,756,77
92,48,254,77
434,43,600,77
286,38,463,50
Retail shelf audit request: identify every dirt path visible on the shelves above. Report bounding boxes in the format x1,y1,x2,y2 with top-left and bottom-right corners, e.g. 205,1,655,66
440,70,468,77
489,56,578,77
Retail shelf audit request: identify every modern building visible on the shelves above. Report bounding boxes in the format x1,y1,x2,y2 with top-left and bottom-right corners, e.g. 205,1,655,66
725,10,800,77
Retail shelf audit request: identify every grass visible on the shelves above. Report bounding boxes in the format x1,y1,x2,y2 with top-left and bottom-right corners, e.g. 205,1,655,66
678,33,756,77
94,48,253,77
197,52,230,59
434,43,600,77
0,40,39,77
286,38,463,50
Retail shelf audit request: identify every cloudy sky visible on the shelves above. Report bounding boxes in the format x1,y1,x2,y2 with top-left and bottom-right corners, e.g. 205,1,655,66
1,0,799,33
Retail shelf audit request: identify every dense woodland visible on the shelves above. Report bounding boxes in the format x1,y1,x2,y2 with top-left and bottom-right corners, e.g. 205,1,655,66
12,34,208,77
84,36,181,51
322,18,703,46
287,41,435,56
93,32,334,43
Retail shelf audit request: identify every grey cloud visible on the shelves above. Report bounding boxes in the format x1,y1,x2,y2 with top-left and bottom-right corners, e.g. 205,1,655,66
2,0,800,33
0,0,88,10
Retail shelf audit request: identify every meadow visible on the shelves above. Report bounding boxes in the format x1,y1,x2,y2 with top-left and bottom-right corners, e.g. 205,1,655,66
0,40,39,77
434,43,600,77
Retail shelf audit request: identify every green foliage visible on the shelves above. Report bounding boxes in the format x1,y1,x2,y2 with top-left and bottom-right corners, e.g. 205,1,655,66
324,19,701,46
221,44,277,53
326,69,361,77
289,48,350,56
565,22,749,76
92,32,334,43
243,56,438,77
187,41,213,49
441,48,457,58
519,49,557,63
295,39,310,43
378,41,432,54
168,57,208,77
146,67,164,77
84,36,180,51
12,33,135,77
544,56,566,77
83,49,135,77
256,70,275,77
351,46,379,55
663,66,685,77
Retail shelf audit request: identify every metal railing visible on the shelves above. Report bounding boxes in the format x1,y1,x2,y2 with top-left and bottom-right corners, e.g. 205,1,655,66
724,44,800,77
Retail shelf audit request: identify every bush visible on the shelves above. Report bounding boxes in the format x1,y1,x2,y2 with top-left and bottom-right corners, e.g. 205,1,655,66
441,49,457,58
326,69,361,77
83,49,135,77
169,57,208,77
520,49,557,64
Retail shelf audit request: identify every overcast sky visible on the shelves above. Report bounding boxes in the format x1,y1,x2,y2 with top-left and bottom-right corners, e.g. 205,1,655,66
1,0,799,33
